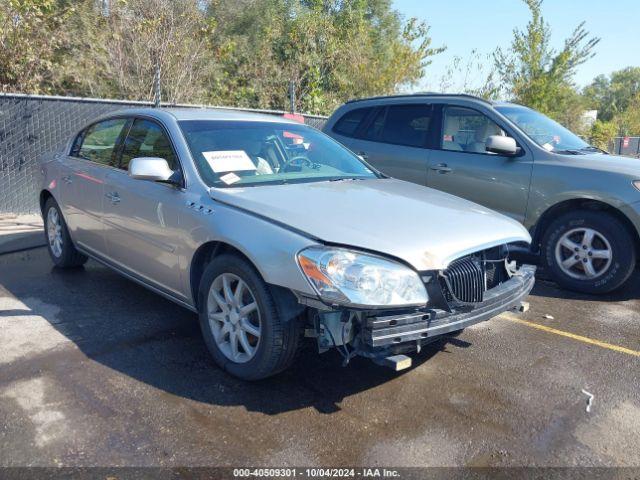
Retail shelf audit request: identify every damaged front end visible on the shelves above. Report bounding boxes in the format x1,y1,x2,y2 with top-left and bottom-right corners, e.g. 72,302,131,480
298,244,535,370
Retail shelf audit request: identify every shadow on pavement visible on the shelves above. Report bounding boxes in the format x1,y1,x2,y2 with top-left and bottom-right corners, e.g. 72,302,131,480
0,248,459,415
530,269,640,303
511,249,639,302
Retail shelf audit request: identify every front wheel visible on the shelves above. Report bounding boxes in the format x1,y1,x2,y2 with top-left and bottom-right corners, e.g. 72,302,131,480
541,210,636,294
197,254,302,380
43,197,88,268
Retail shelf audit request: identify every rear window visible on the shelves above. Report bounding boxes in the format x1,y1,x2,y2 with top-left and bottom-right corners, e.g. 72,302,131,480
77,118,128,166
332,107,372,137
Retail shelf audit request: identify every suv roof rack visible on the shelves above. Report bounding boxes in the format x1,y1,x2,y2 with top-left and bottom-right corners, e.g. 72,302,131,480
344,92,494,105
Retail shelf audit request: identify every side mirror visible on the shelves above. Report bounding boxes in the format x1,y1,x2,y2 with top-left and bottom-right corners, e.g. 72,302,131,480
486,135,518,156
128,157,175,182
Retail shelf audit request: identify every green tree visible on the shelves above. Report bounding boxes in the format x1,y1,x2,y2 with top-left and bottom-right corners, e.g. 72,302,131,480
583,67,640,122
0,0,72,93
589,119,618,151
206,0,443,114
436,50,500,100
494,0,599,130
1,0,441,113
97,0,216,103
613,92,640,136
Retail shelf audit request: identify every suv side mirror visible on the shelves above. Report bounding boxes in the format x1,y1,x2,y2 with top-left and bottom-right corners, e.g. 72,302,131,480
128,157,175,182
486,135,518,156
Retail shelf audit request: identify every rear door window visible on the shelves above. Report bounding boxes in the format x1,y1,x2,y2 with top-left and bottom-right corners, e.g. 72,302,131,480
119,119,178,171
363,108,386,141
77,118,128,166
364,104,433,148
332,107,372,137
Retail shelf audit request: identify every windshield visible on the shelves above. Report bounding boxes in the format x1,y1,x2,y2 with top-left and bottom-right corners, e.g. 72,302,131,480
496,105,592,153
179,120,378,188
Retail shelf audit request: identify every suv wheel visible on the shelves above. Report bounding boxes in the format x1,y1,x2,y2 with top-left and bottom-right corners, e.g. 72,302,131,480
541,210,636,294
43,197,88,268
197,254,302,380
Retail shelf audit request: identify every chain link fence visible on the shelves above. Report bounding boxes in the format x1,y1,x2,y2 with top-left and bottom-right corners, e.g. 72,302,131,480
612,136,640,158
0,93,327,214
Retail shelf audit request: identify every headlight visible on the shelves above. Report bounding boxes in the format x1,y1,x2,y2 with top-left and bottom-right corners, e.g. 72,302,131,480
633,180,640,192
297,247,428,308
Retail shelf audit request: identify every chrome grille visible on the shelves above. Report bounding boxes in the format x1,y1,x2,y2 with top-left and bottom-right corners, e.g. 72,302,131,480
442,256,485,304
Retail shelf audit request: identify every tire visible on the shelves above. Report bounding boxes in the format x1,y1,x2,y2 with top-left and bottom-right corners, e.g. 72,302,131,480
197,254,302,380
43,197,88,268
541,210,636,294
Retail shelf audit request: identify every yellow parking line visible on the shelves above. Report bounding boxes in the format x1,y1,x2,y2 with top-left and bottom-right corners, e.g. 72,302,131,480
499,313,640,357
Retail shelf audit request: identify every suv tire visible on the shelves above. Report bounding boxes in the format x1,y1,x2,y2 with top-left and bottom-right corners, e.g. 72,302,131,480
541,210,636,294
43,197,88,268
197,254,302,380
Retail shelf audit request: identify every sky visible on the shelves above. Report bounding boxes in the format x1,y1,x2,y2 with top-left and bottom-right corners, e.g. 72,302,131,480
392,0,640,92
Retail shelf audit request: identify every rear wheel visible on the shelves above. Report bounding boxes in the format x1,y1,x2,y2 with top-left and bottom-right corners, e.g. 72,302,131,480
197,254,302,380
43,197,88,268
541,210,636,294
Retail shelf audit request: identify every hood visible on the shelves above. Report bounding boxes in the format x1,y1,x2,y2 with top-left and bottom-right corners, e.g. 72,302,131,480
560,152,640,176
209,179,531,271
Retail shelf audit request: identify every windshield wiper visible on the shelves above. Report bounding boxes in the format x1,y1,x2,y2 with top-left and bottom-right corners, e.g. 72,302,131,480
579,146,607,154
554,149,584,155
328,177,366,182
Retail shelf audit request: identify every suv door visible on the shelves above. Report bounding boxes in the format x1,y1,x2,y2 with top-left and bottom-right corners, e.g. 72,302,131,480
330,104,434,184
102,118,187,300
61,118,128,254
426,105,533,222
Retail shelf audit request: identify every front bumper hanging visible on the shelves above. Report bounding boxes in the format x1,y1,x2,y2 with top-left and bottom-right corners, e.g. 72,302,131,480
362,264,536,349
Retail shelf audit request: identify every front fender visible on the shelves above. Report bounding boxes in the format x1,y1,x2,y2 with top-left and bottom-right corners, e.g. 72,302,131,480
179,199,319,301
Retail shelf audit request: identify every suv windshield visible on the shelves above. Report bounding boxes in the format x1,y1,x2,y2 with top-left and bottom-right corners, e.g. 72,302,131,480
180,120,378,188
496,104,593,153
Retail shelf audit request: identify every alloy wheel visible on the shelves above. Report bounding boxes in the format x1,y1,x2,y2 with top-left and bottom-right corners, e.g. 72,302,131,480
46,207,63,258
555,227,612,280
207,273,261,363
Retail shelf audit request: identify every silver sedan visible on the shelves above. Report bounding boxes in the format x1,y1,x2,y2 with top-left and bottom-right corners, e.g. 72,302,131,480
39,108,535,379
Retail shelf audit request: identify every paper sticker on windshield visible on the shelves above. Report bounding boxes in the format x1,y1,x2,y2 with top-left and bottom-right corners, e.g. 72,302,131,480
203,150,256,173
220,172,241,185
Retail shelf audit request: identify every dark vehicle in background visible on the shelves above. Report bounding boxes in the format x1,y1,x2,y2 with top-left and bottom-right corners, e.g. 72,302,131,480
324,94,640,294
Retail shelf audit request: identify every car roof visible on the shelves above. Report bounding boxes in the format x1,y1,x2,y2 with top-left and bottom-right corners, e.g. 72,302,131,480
344,92,510,107
103,107,301,124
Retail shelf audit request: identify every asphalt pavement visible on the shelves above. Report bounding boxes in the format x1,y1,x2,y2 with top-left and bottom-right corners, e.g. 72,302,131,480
0,247,638,467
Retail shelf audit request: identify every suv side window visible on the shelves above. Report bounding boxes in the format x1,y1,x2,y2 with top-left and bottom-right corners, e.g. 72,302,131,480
332,107,372,137
119,119,178,171
364,104,432,148
77,118,128,166
442,106,508,154
364,108,386,140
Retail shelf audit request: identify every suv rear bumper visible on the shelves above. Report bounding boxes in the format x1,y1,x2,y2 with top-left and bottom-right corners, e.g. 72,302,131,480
362,265,536,348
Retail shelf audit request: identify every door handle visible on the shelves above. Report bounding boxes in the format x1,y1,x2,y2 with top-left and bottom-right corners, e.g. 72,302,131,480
105,192,121,204
61,175,73,184
430,163,452,174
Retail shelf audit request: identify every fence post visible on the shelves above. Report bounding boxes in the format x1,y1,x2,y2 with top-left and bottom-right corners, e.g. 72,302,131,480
153,63,161,108
288,81,296,114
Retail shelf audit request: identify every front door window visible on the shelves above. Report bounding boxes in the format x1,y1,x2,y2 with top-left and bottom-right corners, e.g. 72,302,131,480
442,107,507,154
119,119,178,171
